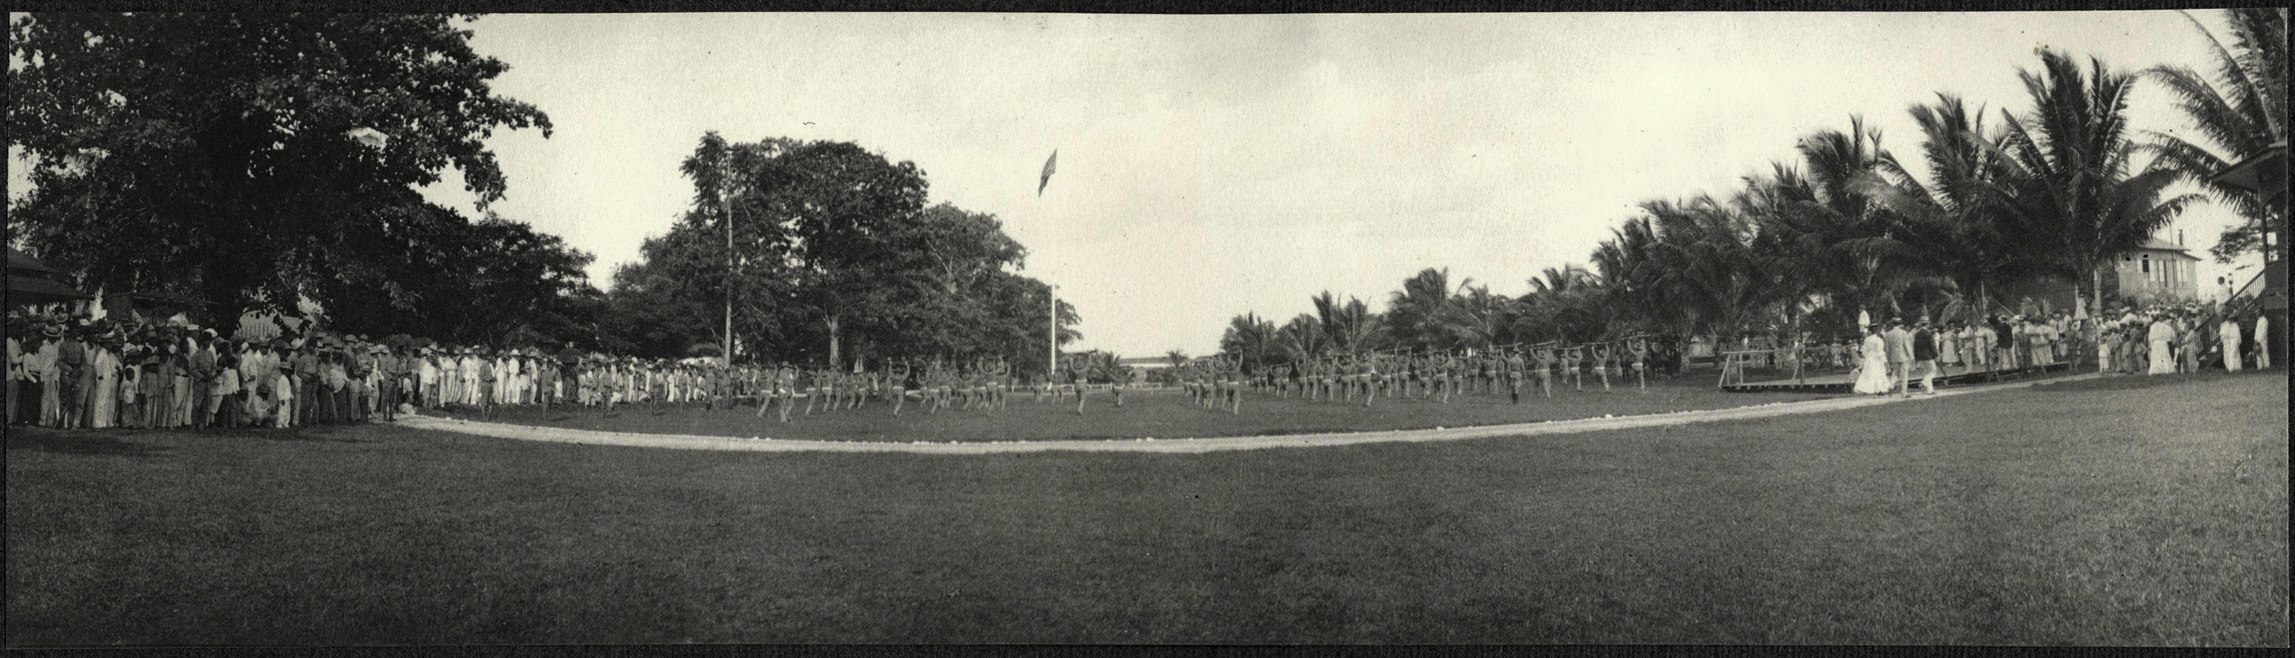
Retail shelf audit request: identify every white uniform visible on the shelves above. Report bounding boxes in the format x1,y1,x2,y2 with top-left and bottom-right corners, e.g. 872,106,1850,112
2220,320,2243,372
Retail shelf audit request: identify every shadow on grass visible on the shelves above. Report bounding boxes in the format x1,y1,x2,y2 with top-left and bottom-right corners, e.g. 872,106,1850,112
5,428,173,458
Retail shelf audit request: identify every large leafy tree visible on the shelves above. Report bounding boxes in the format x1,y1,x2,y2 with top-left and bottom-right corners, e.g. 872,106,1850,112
1994,49,2204,316
7,13,553,318
626,134,1072,373
2145,8,2288,261
322,207,601,347
668,135,928,367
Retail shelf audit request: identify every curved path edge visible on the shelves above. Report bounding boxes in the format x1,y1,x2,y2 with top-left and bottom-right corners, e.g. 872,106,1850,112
394,373,2102,454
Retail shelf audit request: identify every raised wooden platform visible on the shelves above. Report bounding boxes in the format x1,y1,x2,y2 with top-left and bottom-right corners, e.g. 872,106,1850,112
1721,362,2076,393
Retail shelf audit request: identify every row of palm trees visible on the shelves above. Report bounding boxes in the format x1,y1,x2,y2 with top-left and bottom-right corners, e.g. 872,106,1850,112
1214,11,2284,375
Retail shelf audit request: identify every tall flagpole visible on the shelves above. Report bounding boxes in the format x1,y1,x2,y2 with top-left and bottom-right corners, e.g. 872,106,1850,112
723,191,734,367
1048,284,1059,378
713,143,743,368
1039,148,1060,381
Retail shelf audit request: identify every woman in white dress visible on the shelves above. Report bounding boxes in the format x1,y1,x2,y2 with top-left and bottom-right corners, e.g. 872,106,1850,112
1853,326,1893,395
2220,315,2243,372
2255,313,2272,369
90,340,120,428
2147,314,2178,375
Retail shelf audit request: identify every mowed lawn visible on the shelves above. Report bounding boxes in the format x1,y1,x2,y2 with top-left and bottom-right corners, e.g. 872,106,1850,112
7,372,2285,645
429,376,1836,442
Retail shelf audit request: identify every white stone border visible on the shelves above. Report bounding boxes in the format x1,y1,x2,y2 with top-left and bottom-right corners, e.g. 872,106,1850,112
393,374,2101,455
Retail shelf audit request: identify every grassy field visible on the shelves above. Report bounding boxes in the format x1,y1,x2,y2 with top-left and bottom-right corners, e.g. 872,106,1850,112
426,376,1837,442
7,371,2285,645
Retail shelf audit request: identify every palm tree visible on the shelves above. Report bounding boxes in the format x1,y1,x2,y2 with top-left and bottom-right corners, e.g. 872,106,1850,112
1994,49,2206,317
1590,216,1675,333
1529,264,1599,296
1770,118,1926,318
1445,284,1520,350
1643,195,1781,349
1866,93,2034,319
1220,312,1279,373
1522,265,1607,343
1313,290,1385,355
1386,267,1461,352
2145,8,2287,261
1276,314,1328,363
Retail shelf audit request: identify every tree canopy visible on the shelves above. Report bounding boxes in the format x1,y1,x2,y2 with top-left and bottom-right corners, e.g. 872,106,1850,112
602,133,1078,375
8,12,563,333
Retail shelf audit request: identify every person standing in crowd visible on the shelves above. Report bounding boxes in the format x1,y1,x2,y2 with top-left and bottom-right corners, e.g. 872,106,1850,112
1883,318,1913,395
118,342,143,428
291,342,318,426
55,323,87,429
419,346,440,409
476,348,497,419
1962,318,1986,373
1987,315,2013,371
2255,310,2272,369
383,345,408,421
166,334,193,428
2168,311,2190,373
457,347,478,407
2098,317,2119,374
2147,312,2177,375
211,337,240,428
272,343,296,428
188,332,216,429
232,339,258,428
5,321,20,425
1937,320,1961,375
321,346,348,423
1909,320,1938,396
536,350,559,412
89,331,121,429
142,337,169,428
2049,311,2072,364
1853,324,1891,395
2047,316,2065,366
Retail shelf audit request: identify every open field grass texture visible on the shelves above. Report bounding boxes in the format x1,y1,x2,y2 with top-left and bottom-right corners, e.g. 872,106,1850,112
7,371,2285,645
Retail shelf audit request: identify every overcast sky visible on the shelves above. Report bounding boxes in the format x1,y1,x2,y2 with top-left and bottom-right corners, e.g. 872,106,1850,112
9,11,2267,357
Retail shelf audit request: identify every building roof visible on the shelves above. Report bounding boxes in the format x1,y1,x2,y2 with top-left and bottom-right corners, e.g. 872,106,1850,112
2209,141,2288,198
7,273,90,303
7,247,62,275
2130,238,2202,260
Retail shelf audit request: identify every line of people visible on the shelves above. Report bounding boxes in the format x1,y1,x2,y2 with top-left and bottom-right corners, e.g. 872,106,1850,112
7,315,416,429
1174,337,1665,415
2098,303,2271,376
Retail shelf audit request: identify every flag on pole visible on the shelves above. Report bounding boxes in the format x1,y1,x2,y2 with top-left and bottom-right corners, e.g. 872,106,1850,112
1038,149,1058,196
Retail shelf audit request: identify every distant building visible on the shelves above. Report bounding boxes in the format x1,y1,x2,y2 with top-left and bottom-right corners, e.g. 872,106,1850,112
1990,235,2204,317
1118,356,1175,370
2104,237,2202,305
